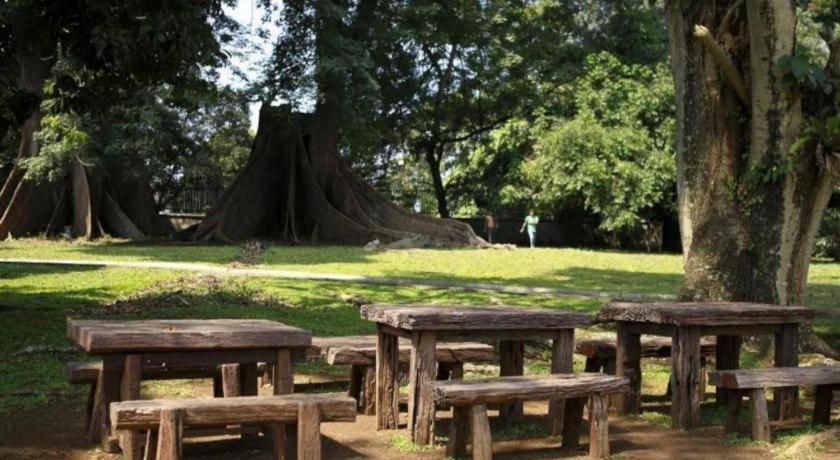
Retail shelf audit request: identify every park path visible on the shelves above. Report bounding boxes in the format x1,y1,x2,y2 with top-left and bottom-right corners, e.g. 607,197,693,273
0,257,676,301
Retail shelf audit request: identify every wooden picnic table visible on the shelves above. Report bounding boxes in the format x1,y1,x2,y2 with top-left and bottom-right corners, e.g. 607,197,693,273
67,319,312,456
360,304,592,445
596,302,814,430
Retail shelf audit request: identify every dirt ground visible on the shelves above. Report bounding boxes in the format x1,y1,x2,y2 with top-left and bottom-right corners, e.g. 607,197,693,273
0,400,831,460
1,379,838,459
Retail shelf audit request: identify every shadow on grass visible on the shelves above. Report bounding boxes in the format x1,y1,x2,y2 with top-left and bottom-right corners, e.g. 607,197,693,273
375,266,684,296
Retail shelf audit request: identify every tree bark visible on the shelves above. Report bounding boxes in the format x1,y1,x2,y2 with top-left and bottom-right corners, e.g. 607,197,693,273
0,15,171,241
192,106,484,246
425,146,450,218
667,0,834,306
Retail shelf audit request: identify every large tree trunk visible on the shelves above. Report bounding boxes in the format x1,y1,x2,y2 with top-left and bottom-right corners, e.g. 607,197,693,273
192,106,485,246
0,15,172,241
667,0,834,305
667,0,838,364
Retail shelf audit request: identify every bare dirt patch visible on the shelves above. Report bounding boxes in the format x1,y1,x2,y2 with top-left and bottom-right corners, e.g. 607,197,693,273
0,386,789,460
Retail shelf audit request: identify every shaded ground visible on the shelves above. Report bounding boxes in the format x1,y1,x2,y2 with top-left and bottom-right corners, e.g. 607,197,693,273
0,389,785,460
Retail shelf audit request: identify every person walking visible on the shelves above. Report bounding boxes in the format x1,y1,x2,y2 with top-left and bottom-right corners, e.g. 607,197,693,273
484,211,497,244
520,210,539,248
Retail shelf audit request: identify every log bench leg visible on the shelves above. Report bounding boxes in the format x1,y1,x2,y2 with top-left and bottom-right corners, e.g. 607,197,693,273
616,324,641,415
448,406,470,459
119,354,142,459
470,404,492,460
450,362,464,380
715,336,742,406
499,341,524,422
143,429,158,460
272,349,294,457
603,358,616,375
240,363,260,443
376,326,400,430
750,388,771,442
813,385,834,425
212,374,224,397
561,397,585,450
297,402,321,460
549,330,574,435
88,369,105,443
584,356,602,373
157,408,184,460
437,362,453,381
100,356,123,452
349,365,364,410
773,324,799,420
408,330,438,445
726,390,742,434
361,366,376,415
221,364,241,397
588,394,609,459
671,326,701,430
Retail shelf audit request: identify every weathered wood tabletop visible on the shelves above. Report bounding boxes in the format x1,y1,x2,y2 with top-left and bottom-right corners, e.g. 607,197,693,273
67,319,311,457
68,319,311,353
361,304,592,446
596,301,814,430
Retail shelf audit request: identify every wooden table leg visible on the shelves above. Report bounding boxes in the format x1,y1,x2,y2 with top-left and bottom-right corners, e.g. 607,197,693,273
240,362,259,443
616,323,641,414
271,349,294,459
750,388,771,442
100,355,124,453
671,326,701,429
773,323,799,420
119,354,142,459
499,340,525,422
813,384,834,425
549,329,574,435
716,336,742,406
560,397,585,450
376,325,400,430
589,393,609,459
408,330,438,445
447,405,470,458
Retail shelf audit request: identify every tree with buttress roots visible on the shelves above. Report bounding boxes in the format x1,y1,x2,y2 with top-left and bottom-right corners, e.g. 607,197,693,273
193,0,486,246
0,0,237,240
665,0,840,360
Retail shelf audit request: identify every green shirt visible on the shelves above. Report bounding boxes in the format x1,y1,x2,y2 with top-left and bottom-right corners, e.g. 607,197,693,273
525,215,539,232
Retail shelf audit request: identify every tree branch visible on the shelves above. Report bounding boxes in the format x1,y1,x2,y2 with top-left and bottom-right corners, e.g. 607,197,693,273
440,116,510,144
694,24,749,105
826,38,840,80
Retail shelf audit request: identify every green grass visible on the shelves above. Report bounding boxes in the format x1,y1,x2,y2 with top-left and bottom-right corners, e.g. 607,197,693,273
4,239,840,338
1,240,840,452
0,262,600,425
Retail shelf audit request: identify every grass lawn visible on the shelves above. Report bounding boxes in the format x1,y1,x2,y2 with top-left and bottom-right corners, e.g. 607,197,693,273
0,262,600,421
2,238,839,335
1,240,838,456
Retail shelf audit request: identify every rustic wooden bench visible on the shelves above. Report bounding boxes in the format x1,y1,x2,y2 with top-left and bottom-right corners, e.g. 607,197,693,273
576,336,716,374
110,393,356,460
432,373,630,459
67,360,270,438
312,336,497,414
576,336,716,400
710,366,840,442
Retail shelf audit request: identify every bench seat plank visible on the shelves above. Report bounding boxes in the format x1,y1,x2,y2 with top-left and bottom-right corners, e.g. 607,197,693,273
432,373,630,406
324,340,497,366
111,393,356,430
576,337,716,359
710,367,840,389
